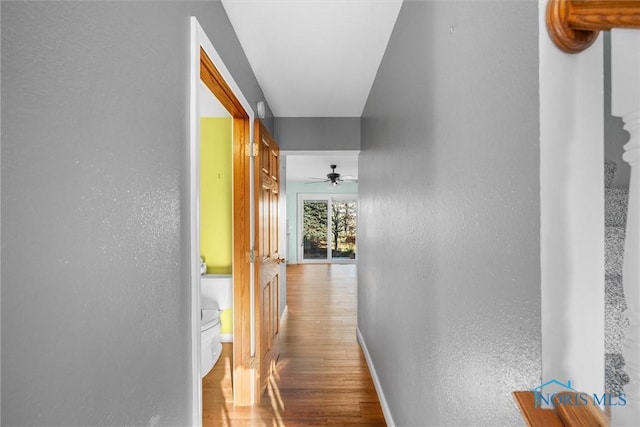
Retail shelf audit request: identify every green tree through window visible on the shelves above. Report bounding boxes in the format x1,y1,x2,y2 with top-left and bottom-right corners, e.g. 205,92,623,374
331,201,357,258
303,201,328,259
302,199,357,260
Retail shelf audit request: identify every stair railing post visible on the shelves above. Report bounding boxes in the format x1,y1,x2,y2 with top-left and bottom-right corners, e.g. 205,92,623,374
611,28,640,427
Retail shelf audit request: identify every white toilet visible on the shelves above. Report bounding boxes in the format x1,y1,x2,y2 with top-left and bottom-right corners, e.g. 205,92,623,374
201,274,233,378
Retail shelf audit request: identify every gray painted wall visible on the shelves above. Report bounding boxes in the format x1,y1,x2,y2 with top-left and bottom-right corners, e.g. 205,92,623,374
1,2,271,425
275,117,360,151
359,1,541,425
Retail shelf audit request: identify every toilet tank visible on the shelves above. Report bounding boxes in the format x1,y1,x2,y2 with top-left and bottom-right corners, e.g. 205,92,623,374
201,274,233,310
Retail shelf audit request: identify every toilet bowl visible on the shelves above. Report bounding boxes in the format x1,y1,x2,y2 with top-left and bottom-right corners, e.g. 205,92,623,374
200,274,232,378
201,309,222,378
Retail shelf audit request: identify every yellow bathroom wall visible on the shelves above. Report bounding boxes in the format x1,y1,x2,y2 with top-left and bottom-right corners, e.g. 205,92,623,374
200,117,233,336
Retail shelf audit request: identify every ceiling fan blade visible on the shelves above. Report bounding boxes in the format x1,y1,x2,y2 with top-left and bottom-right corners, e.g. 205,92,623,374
307,177,327,181
341,175,357,180
304,180,329,184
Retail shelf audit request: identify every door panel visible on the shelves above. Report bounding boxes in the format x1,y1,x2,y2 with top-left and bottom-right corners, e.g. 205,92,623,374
261,281,271,356
261,188,270,260
271,192,279,257
256,120,281,397
272,275,279,337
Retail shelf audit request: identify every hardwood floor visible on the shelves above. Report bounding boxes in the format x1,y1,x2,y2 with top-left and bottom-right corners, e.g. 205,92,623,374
202,264,386,426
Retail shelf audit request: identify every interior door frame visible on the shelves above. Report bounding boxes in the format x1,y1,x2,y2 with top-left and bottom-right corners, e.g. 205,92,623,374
190,17,257,423
297,193,358,264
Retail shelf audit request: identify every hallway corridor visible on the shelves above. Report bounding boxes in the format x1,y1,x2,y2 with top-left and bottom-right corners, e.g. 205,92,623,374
202,264,386,426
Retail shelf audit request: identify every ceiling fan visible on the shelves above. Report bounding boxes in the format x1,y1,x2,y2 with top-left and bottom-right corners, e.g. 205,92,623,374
306,164,358,186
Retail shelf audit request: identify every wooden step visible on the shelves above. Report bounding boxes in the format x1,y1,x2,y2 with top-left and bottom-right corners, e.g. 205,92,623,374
513,392,564,426
513,391,610,427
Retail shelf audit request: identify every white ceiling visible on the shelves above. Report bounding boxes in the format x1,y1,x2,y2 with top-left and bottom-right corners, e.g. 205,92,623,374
221,0,403,117
285,153,358,182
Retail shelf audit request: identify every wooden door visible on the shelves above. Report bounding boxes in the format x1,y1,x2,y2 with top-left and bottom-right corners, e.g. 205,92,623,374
255,120,282,396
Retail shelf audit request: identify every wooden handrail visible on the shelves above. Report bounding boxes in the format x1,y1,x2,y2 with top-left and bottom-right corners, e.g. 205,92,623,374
547,0,640,53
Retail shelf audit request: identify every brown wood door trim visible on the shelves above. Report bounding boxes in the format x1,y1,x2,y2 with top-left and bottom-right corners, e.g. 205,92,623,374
200,48,248,118
200,48,254,406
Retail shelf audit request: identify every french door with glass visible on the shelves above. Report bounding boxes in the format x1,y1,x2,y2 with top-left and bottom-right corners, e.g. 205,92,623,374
298,194,357,263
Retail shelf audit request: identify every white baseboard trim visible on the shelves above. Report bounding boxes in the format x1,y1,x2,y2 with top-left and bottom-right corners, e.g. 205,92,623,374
356,327,395,427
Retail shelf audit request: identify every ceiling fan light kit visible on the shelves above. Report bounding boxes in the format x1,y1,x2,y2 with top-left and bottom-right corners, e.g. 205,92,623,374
305,164,358,186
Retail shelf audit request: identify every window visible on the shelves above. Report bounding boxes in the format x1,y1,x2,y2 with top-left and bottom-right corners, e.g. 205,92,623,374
298,194,357,263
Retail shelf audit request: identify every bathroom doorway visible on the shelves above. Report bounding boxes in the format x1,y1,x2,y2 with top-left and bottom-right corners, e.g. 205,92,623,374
190,17,256,423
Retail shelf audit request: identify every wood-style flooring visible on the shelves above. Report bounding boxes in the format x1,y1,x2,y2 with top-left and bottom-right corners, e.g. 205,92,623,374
202,264,386,426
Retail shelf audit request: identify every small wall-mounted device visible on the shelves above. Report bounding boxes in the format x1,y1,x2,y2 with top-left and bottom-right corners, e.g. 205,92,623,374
257,101,266,119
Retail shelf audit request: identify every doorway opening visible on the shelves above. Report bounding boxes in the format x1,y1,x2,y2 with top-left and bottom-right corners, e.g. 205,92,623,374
283,152,359,265
190,17,256,424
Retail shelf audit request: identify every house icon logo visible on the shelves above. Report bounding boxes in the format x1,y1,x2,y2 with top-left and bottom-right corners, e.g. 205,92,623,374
531,379,576,393
531,379,627,408
531,379,576,408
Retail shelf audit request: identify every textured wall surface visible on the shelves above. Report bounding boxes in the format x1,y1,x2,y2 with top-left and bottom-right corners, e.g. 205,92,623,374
1,2,270,425
358,1,541,425
275,117,360,151
200,118,233,275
